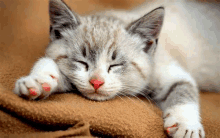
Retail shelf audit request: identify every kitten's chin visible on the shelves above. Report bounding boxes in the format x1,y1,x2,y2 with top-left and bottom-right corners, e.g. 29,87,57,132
83,93,115,101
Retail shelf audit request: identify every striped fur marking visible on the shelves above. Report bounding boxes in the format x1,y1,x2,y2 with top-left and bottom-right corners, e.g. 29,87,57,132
161,81,192,102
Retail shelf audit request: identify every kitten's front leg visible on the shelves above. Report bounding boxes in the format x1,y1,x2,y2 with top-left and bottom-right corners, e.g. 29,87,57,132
14,57,63,100
156,81,205,138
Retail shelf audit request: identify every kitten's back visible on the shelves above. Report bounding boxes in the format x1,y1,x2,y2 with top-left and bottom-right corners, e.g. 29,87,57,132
177,1,220,92
102,0,220,92
152,1,220,92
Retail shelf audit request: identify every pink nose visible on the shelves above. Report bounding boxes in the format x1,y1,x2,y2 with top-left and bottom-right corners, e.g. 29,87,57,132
89,79,104,90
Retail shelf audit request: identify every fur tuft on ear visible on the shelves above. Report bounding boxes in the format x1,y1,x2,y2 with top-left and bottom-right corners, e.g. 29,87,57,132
126,7,165,54
49,0,80,40
127,7,164,40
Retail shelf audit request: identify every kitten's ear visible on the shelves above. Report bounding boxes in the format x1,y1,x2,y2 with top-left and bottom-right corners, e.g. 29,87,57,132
126,7,164,53
49,0,80,40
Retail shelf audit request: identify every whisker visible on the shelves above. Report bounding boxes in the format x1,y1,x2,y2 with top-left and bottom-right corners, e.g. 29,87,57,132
141,88,154,93
119,93,144,107
121,84,155,94
137,92,159,108
119,85,159,108
120,92,161,116
116,94,129,104
129,93,154,109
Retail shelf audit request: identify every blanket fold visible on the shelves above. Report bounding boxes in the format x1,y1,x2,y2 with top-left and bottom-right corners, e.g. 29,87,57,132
0,86,166,137
1,85,220,137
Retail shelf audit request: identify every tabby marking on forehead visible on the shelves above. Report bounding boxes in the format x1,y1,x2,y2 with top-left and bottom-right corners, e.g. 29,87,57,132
89,49,97,63
83,26,88,35
107,29,119,54
81,45,87,57
112,50,117,60
91,27,96,47
84,39,91,51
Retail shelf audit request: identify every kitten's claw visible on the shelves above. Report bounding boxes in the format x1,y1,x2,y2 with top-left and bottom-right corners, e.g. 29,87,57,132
165,123,178,136
14,74,58,100
164,115,205,138
163,105,205,138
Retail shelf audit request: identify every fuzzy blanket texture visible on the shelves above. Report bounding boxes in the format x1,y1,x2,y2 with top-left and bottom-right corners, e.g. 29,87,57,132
0,0,220,137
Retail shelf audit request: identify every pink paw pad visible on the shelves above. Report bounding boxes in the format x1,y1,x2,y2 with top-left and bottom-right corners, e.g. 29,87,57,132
42,83,51,92
29,88,37,96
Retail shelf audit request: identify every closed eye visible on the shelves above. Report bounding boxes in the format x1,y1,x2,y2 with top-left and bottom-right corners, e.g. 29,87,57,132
76,60,89,71
108,63,124,73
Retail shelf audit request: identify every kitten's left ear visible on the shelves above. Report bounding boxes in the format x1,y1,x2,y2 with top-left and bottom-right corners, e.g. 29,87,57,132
126,7,165,54
49,0,81,40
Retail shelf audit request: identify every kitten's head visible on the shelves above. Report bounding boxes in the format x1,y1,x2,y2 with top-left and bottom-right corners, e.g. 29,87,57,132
46,0,164,101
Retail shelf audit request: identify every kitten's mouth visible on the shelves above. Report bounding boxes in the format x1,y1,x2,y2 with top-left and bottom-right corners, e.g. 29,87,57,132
88,92,105,96
83,92,114,101
87,92,109,97
77,87,115,101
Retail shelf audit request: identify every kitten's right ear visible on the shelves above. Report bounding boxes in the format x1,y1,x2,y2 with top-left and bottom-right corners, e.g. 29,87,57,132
49,0,80,40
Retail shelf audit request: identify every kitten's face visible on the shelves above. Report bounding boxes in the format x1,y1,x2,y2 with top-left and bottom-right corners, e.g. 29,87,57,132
46,0,164,101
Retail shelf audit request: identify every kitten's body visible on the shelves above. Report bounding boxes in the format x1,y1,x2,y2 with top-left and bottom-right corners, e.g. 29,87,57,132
14,0,220,137
105,0,220,92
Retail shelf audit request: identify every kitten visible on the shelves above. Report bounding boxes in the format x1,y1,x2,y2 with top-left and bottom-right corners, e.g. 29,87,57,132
14,0,220,137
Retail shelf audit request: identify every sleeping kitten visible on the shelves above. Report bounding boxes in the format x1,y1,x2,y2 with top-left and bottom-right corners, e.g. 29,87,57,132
14,0,220,137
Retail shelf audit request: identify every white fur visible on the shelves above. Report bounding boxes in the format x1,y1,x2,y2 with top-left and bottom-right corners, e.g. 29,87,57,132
153,47,197,101
164,103,205,138
14,58,60,99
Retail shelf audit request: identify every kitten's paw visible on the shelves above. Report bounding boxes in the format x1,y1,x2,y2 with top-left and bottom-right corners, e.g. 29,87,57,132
163,104,205,138
14,74,58,100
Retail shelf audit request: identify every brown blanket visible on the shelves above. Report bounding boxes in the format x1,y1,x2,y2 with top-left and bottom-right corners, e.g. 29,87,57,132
0,0,220,137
